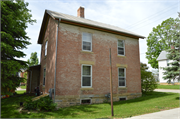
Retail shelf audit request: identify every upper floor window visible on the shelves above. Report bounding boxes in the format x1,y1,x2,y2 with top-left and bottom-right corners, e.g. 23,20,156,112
118,40,125,55
118,68,126,87
82,32,92,52
45,41,48,56
82,64,92,88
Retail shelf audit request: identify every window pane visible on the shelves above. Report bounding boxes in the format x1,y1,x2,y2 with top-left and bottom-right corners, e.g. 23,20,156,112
118,40,124,47
83,66,91,75
83,41,91,51
118,48,124,55
119,81,125,86
83,33,92,42
119,69,124,77
82,77,91,86
119,78,125,81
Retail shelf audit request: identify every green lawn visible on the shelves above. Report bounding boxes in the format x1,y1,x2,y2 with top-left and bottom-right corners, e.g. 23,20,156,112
20,86,26,89
1,92,180,118
15,90,26,94
157,85,180,90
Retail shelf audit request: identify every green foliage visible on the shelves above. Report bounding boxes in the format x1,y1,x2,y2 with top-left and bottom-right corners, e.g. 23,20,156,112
27,52,39,66
24,96,57,111
141,63,158,93
163,13,180,83
1,0,36,94
146,17,180,69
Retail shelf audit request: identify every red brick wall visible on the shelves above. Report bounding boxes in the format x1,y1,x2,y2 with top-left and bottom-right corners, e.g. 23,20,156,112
39,17,57,93
54,23,141,96
40,18,141,96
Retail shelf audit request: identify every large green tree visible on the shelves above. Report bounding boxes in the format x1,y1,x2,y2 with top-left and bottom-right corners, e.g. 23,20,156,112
27,52,39,66
163,13,180,83
146,17,179,69
1,0,36,94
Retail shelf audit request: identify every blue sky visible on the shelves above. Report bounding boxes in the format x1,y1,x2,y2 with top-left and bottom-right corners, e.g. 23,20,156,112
22,0,179,71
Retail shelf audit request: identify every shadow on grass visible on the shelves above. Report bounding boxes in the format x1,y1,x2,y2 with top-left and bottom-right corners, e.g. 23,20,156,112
175,97,180,100
113,91,175,106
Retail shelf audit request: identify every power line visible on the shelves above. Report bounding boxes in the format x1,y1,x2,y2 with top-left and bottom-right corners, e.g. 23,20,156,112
126,3,178,29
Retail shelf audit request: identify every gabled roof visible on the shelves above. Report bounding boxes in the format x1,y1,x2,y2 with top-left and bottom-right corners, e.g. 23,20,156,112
38,9,145,44
157,51,168,61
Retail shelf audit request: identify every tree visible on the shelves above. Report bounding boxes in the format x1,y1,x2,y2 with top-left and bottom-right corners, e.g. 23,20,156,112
141,62,157,93
146,17,179,69
23,72,28,85
27,52,39,66
1,0,36,94
163,13,180,83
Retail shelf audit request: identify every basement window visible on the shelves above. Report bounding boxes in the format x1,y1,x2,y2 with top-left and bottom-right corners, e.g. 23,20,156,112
81,99,91,104
119,97,126,101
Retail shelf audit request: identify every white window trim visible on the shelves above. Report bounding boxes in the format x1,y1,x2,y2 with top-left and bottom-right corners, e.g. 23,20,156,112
80,98,92,104
118,67,126,87
45,41,48,56
82,32,92,52
43,68,46,86
81,64,92,88
117,40,125,56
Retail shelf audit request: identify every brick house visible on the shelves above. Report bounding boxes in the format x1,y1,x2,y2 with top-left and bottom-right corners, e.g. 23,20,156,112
27,7,145,107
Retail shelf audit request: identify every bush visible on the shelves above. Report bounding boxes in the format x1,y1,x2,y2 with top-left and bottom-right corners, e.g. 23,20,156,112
141,70,158,93
24,96,57,111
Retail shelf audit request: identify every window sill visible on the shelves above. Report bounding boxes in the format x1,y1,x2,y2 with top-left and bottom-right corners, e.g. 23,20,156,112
80,88,94,90
81,51,94,54
117,55,126,58
118,87,127,89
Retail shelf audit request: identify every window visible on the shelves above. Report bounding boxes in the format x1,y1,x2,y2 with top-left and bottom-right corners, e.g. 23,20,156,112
45,41,48,56
81,99,91,104
82,32,92,51
43,68,46,86
81,65,92,87
118,40,125,55
119,97,126,101
167,60,169,66
118,68,126,87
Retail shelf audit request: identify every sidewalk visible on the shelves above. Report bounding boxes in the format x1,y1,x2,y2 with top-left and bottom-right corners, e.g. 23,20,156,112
126,108,180,119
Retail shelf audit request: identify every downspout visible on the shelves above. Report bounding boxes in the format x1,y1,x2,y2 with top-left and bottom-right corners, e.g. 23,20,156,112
54,18,61,103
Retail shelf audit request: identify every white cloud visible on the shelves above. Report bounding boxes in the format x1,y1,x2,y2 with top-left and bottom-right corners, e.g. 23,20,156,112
21,0,179,70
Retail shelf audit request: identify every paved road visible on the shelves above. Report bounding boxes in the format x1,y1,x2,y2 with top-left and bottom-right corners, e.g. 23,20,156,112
126,108,180,119
154,89,180,93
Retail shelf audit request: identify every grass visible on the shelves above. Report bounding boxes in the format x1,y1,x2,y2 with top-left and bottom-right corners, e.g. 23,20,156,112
20,86,26,89
1,92,180,118
157,85,180,90
15,90,26,94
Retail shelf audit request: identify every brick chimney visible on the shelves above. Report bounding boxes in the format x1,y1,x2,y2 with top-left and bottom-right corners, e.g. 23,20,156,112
77,6,84,18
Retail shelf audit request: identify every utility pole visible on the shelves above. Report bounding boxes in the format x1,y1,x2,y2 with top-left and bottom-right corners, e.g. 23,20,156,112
109,48,114,116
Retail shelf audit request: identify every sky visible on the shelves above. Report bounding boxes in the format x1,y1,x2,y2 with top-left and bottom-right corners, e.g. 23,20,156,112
22,0,180,71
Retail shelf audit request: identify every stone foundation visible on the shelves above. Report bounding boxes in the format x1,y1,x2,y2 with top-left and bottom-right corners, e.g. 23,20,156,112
55,92,142,108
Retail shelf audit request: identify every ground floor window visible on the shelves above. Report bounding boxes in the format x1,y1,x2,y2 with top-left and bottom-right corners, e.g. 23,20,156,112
43,68,46,86
81,64,92,88
118,68,126,87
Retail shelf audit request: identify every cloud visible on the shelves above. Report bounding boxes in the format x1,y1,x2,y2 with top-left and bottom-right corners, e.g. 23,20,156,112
21,0,179,70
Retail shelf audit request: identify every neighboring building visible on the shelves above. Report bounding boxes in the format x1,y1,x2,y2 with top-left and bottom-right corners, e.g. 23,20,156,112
18,69,27,86
157,51,179,84
27,7,145,108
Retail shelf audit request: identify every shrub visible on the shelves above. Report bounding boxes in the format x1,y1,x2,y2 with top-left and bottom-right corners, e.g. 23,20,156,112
141,62,158,93
23,96,57,111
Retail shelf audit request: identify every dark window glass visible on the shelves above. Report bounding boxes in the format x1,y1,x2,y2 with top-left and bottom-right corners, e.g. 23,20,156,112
82,77,91,86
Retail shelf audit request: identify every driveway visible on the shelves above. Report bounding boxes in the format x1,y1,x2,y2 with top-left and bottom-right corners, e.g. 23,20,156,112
154,89,180,93
126,108,180,119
